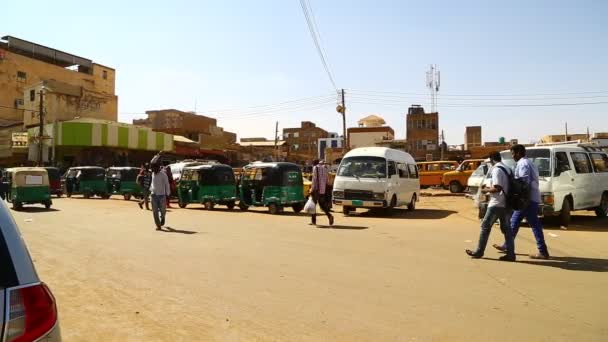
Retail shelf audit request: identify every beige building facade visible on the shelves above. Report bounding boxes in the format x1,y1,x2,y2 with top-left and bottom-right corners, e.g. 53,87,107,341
0,35,116,123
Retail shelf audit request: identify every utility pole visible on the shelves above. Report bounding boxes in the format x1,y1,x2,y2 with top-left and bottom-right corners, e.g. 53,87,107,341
565,122,568,142
440,130,445,160
274,121,279,161
340,89,347,151
38,89,45,166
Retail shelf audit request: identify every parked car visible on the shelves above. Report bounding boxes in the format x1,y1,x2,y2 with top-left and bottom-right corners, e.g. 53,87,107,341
478,143,608,226
441,159,485,193
0,200,62,341
417,161,458,189
466,159,491,196
333,147,420,215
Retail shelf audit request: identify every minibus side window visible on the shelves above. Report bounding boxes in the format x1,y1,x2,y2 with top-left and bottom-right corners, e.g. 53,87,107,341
590,153,608,173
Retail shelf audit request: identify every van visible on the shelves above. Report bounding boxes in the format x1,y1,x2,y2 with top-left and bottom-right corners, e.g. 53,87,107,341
481,143,608,226
417,161,459,188
333,147,420,215
441,159,486,193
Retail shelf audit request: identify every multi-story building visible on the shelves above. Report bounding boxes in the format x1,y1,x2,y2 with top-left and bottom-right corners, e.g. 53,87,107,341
405,105,439,160
464,126,482,150
283,121,329,159
540,133,590,143
348,114,394,149
0,35,117,122
134,109,237,149
317,132,343,160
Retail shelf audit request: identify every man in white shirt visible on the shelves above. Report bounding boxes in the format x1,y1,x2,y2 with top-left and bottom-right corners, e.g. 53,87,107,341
150,163,171,230
466,152,515,261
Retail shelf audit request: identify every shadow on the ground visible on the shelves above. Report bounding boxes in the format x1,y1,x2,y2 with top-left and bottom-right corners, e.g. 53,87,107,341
517,256,608,272
348,208,456,219
159,226,198,235
543,215,608,232
12,207,60,213
315,224,368,230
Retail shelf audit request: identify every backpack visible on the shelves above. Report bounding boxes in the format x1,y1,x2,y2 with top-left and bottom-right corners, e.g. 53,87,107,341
496,165,530,211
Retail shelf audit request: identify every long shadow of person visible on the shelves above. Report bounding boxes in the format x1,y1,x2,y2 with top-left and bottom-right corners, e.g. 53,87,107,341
159,226,198,235
517,256,608,272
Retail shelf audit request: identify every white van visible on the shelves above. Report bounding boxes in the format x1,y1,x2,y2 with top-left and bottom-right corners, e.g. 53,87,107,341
332,147,420,215
481,142,608,225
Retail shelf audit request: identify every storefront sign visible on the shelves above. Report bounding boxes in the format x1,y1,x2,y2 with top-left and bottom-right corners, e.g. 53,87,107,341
11,133,28,148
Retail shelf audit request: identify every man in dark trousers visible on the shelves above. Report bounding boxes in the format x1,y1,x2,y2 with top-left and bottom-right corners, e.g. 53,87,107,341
150,163,171,230
310,159,334,226
494,144,550,259
136,163,152,210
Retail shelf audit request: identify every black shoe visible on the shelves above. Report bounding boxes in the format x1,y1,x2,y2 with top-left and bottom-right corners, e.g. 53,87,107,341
499,254,516,262
492,244,506,253
328,215,334,226
465,249,483,259
138,202,143,209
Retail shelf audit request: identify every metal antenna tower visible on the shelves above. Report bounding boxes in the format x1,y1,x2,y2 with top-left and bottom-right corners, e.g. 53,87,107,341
426,64,440,112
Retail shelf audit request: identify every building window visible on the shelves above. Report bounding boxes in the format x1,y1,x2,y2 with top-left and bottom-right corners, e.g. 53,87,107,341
293,144,299,150
30,89,36,102
293,132,299,138
284,133,290,138
102,70,108,80
14,98,24,108
17,71,26,82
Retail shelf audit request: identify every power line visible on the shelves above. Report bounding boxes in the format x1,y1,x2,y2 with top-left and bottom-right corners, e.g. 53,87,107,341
348,88,608,98
348,100,608,108
298,0,338,92
347,92,608,102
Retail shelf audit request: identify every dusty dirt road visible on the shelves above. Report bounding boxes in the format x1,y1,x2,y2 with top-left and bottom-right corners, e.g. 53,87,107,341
11,196,608,341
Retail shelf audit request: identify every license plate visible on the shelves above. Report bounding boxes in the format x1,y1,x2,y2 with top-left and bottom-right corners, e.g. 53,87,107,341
352,200,363,206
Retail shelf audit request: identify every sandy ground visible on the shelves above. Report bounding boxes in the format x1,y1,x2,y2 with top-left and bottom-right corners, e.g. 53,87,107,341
11,195,608,342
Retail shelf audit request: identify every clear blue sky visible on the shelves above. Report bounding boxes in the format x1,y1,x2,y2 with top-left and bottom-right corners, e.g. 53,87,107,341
4,0,607,144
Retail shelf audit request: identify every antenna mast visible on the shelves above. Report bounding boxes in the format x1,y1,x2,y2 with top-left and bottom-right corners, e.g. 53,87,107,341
426,64,440,112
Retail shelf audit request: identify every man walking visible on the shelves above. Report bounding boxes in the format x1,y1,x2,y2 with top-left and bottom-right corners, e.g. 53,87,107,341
137,163,152,210
494,144,550,259
150,163,171,230
310,159,334,226
466,152,516,261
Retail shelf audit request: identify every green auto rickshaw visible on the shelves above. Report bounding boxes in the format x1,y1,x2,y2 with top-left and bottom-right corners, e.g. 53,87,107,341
238,162,306,214
106,166,142,200
177,164,237,209
63,166,110,199
6,167,52,210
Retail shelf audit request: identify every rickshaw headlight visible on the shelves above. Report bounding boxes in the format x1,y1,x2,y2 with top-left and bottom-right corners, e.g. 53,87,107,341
333,190,344,199
542,193,554,205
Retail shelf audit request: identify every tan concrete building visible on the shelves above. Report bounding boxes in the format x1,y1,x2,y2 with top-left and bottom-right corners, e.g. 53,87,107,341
464,126,482,150
405,105,439,160
348,127,395,149
0,35,116,122
540,133,590,143
283,121,329,158
22,80,117,128
134,109,237,149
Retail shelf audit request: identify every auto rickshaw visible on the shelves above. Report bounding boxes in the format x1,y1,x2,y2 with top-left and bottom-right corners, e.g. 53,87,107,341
62,166,110,199
177,164,237,209
6,167,52,210
106,166,142,200
238,162,306,214
43,167,63,197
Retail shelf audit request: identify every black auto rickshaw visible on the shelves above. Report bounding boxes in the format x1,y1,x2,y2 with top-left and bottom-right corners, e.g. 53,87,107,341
106,167,143,200
238,162,306,214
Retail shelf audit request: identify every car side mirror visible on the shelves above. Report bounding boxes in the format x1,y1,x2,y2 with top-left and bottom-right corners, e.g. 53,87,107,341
482,166,488,174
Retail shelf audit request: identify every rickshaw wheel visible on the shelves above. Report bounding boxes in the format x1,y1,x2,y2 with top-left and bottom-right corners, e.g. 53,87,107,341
12,202,22,210
44,201,51,209
101,193,110,199
57,192,62,198
238,202,249,211
204,201,214,210
268,203,280,215
178,201,187,208
83,192,91,199
226,201,236,210
123,194,132,201
292,203,304,213
66,193,72,198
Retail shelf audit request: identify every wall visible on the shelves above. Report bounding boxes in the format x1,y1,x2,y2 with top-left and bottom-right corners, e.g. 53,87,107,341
464,126,482,150
23,82,117,126
348,127,394,149
0,48,115,121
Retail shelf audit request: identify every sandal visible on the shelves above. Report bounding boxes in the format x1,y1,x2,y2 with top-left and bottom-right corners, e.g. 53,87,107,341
492,244,506,253
465,249,483,259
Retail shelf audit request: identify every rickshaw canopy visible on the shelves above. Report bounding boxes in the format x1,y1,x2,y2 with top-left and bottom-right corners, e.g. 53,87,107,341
9,167,50,187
